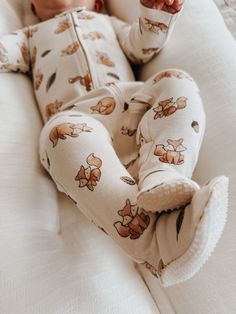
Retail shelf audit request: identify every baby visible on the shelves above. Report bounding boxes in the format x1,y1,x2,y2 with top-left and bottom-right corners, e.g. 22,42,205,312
0,0,228,287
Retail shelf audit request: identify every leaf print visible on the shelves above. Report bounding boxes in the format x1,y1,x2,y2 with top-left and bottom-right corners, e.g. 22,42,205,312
139,17,143,35
83,31,105,40
54,20,71,34
176,204,188,241
61,42,80,56
46,71,57,92
41,49,52,58
123,102,129,111
96,51,115,67
192,121,199,133
107,72,120,80
120,176,136,185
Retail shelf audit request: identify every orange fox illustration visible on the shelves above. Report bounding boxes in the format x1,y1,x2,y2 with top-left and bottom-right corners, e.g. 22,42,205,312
54,20,72,34
153,70,193,84
49,122,92,147
153,96,187,119
61,42,80,56
90,97,116,115
96,51,115,67
45,100,63,120
154,138,187,165
114,199,150,240
68,73,92,91
75,153,102,191
144,18,168,34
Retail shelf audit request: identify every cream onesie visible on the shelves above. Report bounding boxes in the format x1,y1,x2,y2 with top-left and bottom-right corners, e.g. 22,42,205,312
0,4,228,287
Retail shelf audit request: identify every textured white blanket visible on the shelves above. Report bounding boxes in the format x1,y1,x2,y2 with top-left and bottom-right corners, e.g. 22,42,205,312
214,0,236,38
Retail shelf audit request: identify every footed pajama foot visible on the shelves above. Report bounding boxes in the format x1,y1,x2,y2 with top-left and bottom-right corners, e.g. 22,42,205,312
137,170,199,213
155,176,228,287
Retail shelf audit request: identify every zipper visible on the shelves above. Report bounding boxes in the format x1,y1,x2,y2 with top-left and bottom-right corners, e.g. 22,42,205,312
69,11,95,90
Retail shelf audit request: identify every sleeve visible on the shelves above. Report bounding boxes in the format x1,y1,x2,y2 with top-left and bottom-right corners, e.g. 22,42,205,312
110,2,182,64
0,27,30,73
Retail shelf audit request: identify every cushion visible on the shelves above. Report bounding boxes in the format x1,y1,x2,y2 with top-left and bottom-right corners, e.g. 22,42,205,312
108,0,236,313
0,1,159,313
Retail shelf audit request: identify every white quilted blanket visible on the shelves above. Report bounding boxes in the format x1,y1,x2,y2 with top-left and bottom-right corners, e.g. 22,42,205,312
214,0,236,38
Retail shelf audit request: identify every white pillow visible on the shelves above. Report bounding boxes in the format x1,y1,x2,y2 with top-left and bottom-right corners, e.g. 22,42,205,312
0,1,160,313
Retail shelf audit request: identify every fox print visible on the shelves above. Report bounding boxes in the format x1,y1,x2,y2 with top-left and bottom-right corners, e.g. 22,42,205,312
68,73,92,91
153,96,187,119
114,199,150,240
49,122,92,147
45,100,63,120
90,97,116,115
154,138,187,165
144,18,168,34
75,153,102,191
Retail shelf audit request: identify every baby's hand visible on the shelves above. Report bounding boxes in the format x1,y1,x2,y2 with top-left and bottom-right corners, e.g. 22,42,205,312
141,0,184,13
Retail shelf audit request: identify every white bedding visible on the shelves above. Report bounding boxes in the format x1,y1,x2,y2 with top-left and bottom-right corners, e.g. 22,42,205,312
1,1,236,313
214,0,236,39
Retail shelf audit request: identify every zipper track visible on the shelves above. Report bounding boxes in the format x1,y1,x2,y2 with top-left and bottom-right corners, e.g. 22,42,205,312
69,11,95,90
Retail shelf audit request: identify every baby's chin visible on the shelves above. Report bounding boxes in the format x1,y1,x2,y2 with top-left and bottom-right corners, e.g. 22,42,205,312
36,8,95,21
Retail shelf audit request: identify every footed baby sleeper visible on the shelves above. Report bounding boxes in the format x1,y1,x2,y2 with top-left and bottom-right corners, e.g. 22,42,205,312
0,4,228,286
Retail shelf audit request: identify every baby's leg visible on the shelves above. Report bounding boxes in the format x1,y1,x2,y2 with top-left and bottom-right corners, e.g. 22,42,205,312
39,103,228,287
128,69,228,285
39,111,164,277
131,69,206,212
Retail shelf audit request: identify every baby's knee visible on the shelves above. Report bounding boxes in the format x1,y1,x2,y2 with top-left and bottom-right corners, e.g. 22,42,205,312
39,110,110,170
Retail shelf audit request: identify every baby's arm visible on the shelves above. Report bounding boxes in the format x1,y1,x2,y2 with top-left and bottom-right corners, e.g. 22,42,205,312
0,28,30,73
110,1,183,64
